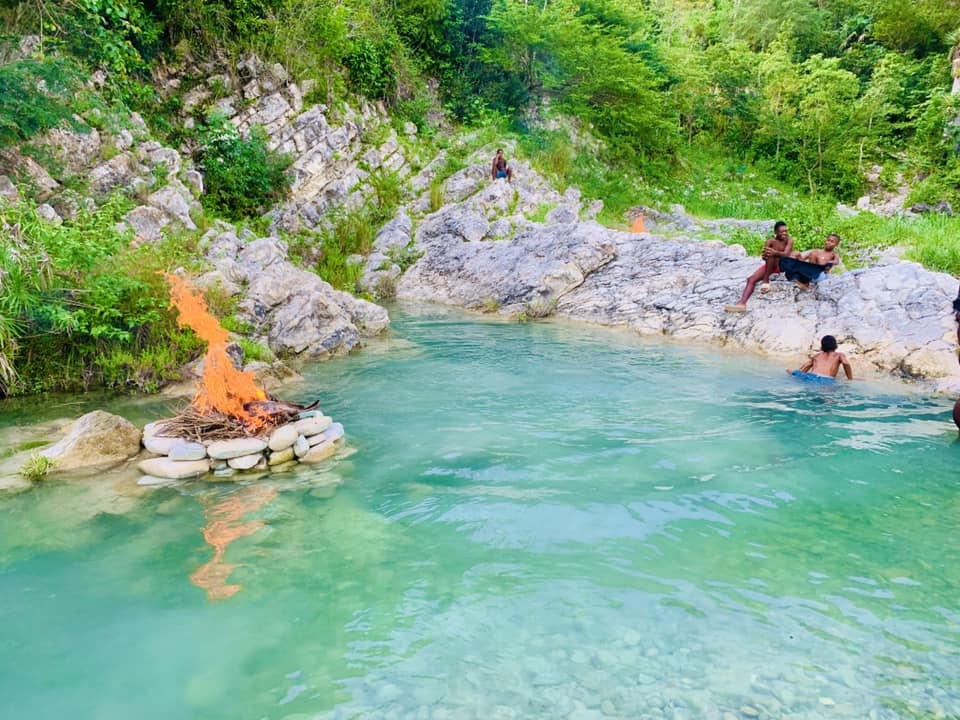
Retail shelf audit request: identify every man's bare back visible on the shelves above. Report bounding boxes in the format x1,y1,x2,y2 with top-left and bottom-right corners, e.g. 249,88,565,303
787,335,854,380
802,350,852,379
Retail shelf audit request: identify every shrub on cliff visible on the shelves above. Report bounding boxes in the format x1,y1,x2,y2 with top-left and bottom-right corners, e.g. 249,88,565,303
195,114,292,219
0,58,85,147
0,197,203,395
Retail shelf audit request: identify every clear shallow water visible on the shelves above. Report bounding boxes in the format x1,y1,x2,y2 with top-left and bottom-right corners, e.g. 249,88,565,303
1,305,959,720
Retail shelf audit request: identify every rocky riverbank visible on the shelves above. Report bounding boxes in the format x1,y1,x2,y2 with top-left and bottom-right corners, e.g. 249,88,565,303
392,153,960,391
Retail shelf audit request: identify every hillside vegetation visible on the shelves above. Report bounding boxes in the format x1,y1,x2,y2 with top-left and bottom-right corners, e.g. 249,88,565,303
1,0,960,396
2,1,957,195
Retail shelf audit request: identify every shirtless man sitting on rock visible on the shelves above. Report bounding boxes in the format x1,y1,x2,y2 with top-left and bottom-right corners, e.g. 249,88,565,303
784,233,841,290
491,149,513,183
724,221,793,312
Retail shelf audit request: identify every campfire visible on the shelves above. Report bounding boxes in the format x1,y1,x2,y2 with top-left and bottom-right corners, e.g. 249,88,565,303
159,274,316,441
136,275,346,485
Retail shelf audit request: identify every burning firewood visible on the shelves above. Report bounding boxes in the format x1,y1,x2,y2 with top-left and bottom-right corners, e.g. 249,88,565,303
157,275,322,442
242,398,319,417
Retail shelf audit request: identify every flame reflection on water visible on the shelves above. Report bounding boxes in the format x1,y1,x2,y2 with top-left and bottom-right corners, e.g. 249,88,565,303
189,484,277,600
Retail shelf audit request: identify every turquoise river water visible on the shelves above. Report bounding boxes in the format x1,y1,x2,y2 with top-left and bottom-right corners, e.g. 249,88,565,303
1,305,958,720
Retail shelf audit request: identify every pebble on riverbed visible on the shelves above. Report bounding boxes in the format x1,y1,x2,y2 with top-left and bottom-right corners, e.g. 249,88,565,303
136,413,346,484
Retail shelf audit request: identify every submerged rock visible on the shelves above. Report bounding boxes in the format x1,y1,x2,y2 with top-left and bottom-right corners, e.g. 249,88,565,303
137,457,210,479
301,440,336,463
41,411,141,471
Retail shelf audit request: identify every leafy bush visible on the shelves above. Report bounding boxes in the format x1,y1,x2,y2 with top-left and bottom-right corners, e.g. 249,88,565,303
0,198,204,395
344,37,397,100
57,0,161,75
195,114,292,219
0,58,85,147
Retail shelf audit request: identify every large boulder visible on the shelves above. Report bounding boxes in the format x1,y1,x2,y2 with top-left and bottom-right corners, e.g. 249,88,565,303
36,127,102,177
40,411,142,471
398,212,616,310
240,261,389,359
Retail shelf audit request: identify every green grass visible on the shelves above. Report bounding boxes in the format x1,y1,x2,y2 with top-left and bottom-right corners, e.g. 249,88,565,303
236,337,273,363
528,203,556,223
0,440,49,460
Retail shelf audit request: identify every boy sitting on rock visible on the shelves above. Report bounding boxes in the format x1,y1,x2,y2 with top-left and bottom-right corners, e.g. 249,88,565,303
782,234,841,289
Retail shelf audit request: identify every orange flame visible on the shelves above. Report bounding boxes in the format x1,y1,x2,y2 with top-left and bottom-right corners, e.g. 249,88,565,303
165,274,268,431
631,214,646,233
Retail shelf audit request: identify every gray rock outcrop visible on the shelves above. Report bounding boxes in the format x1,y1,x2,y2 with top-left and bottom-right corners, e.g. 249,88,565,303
397,159,960,388
198,227,390,360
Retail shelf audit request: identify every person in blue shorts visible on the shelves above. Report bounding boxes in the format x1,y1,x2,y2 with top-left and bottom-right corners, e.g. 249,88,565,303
491,149,513,182
787,335,853,381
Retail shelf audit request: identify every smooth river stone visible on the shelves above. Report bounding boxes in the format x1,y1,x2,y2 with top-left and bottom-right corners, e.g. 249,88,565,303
142,433,183,456
207,437,268,459
167,441,207,461
268,424,299,451
322,422,345,444
268,446,295,465
294,414,331,436
307,422,345,446
228,452,264,470
138,457,210,479
301,440,336,463
293,435,310,458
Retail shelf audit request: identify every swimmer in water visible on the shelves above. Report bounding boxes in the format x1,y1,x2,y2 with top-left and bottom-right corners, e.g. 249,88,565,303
787,335,853,380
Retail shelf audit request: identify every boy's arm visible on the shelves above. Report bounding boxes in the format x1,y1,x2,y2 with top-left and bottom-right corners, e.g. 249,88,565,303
798,357,814,373
840,353,853,380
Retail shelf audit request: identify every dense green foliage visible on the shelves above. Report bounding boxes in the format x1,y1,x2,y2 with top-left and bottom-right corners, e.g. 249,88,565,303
0,57,84,146
7,0,960,201
195,114,293,219
0,198,203,395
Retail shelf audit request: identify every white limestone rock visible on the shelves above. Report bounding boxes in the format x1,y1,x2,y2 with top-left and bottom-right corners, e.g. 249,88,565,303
207,437,268,459
227,453,264,470
138,457,210,479
167,441,207,461
293,435,310,458
268,423,299,451
294,414,332,436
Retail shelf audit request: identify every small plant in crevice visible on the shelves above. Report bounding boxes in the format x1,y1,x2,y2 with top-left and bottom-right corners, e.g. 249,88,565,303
19,453,54,482
374,273,397,301
481,297,501,313
368,168,403,220
519,298,557,322
429,180,445,212
529,203,556,223
387,244,423,272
